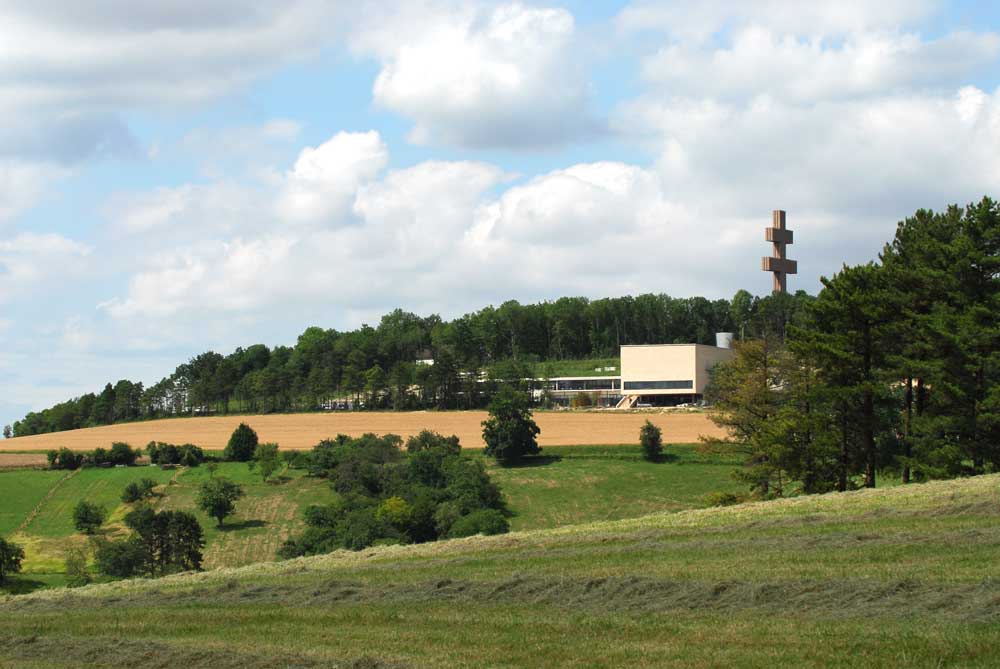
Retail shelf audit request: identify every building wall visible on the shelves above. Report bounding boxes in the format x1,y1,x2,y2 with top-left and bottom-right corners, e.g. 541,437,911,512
621,344,733,396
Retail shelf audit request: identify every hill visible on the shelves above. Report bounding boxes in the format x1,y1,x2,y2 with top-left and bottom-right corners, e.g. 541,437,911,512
1,444,742,587
2,410,725,452
2,474,998,667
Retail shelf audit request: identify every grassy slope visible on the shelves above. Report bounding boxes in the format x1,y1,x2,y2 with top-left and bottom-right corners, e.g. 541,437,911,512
2,475,999,668
487,444,743,531
2,446,737,581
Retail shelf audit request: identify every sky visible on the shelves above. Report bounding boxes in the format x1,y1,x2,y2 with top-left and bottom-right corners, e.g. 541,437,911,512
2,0,1000,428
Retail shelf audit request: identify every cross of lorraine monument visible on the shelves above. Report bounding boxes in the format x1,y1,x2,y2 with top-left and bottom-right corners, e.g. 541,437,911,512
762,209,797,293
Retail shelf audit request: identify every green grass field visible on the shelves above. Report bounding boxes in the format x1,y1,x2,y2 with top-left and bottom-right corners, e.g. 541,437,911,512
2,474,998,667
486,444,743,530
0,445,739,585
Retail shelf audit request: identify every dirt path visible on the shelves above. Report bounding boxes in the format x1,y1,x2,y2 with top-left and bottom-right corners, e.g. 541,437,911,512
3,411,726,452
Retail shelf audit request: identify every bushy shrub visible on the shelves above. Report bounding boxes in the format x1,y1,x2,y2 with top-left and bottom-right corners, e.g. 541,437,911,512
482,388,541,466
0,537,25,584
639,420,663,462
704,491,741,507
147,441,205,466
73,500,107,534
121,478,158,503
95,537,147,578
110,442,138,466
447,509,510,538
279,430,509,558
64,548,91,588
47,448,83,470
224,423,259,462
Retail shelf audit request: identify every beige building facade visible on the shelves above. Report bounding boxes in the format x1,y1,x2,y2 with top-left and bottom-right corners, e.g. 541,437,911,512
620,344,734,398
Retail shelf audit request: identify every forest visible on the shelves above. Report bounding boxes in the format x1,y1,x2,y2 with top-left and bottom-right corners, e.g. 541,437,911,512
706,198,999,491
10,289,808,436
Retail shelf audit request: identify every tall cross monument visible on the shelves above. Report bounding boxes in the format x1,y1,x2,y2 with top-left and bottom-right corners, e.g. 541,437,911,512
761,210,796,293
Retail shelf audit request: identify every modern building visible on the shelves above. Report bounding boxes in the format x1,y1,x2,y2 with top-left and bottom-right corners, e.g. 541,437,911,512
537,334,735,408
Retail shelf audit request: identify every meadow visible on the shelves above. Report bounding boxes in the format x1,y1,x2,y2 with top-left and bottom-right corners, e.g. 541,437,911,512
2,473,998,667
0,443,740,588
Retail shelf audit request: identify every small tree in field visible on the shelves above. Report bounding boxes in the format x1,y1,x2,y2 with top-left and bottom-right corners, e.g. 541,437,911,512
482,388,541,466
224,422,259,462
2,425,11,439
73,500,107,534
197,477,245,527
640,420,663,462
250,442,281,482
0,537,25,584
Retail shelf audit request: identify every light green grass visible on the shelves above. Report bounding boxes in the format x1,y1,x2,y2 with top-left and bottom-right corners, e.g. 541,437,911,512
0,469,66,535
535,357,621,377
2,474,999,667
486,444,743,530
20,466,177,537
156,463,340,568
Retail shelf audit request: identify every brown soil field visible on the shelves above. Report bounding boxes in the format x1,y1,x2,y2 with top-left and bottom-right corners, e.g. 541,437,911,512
0,453,49,468
1,411,726,452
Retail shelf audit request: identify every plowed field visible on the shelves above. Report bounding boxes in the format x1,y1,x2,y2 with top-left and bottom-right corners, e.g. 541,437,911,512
3,411,725,451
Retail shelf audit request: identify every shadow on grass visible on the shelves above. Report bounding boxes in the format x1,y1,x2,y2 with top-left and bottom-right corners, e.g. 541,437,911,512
266,475,293,485
0,577,51,595
219,519,267,532
651,453,680,464
502,455,564,468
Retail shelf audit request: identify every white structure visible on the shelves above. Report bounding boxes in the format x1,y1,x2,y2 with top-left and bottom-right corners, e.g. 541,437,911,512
537,337,735,408
619,344,733,403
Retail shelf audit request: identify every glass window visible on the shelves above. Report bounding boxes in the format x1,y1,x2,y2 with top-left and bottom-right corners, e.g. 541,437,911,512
623,380,693,390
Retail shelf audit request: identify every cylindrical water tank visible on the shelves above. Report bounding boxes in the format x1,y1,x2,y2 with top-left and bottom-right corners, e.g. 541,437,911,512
715,332,734,349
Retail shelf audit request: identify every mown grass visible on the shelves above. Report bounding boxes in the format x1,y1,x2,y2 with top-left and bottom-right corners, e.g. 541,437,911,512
2,474,999,667
155,463,340,569
485,444,743,530
0,470,66,536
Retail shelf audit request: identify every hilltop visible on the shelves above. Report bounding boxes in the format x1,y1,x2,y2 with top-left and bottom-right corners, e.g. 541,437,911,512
2,474,999,667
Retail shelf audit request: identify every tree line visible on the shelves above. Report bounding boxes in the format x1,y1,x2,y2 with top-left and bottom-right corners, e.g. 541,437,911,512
10,290,807,436
706,197,999,494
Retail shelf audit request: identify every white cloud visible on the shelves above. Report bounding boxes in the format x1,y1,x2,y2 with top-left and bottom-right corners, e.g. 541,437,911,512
0,233,92,303
640,28,1000,103
617,1,939,40
277,131,389,224
358,2,595,148
0,161,70,225
0,2,347,162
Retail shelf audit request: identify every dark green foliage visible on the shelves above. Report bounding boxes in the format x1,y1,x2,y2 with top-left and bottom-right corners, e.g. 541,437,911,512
46,448,83,470
278,431,507,558
94,537,147,578
639,420,662,462
482,388,541,466
121,478,158,503
224,423,259,462
2,425,10,439
119,509,204,576
72,500,106,534
147,441,205,466
109,442,138,466
0,537,24,583
17,293,741,434
197,477,245,527
447,509,509,538
706,197,999,497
